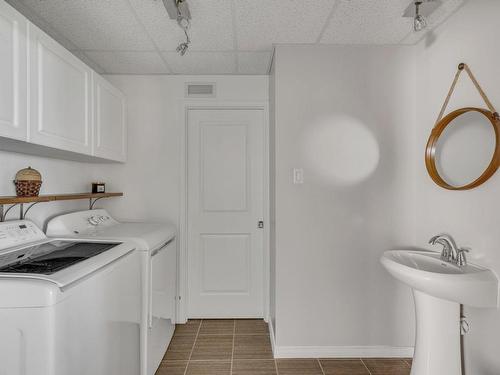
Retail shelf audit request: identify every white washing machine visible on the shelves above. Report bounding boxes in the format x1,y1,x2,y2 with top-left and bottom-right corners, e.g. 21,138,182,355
46,209,177,375
0,220,141,375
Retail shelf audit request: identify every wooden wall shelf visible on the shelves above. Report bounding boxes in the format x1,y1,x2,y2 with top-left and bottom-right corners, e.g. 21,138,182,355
0,192,123,221
0,192,123,205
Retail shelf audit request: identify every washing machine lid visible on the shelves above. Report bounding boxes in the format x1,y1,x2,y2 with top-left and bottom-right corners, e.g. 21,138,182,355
0,238,136,289
0,240,121,275
46,209,176,251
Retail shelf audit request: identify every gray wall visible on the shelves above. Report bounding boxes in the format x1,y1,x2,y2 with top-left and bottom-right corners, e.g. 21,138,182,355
272,45,417,352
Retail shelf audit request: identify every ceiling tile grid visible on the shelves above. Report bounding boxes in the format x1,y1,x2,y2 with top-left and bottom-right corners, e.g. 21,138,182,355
84,51,170,74
6,0,467,75
129,0,235,52
320,0,415,45
18,0,156,50
237,51,273,74
234,0,338,50
163,52,237,74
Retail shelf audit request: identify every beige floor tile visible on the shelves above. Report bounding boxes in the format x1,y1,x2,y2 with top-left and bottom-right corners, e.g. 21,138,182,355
190,335,233,360
235,319,269,335
276,359,323,375
362,359,411,375
163,335,196,361
232,359,277,375
233,335,273,360
155,361,187,375
185,361,231,375
174,320,201,336
199,319,235,335
320,359,370,375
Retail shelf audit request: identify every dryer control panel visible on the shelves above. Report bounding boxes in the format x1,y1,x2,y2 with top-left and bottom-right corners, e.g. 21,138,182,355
46,209,119,236
0,221,46,250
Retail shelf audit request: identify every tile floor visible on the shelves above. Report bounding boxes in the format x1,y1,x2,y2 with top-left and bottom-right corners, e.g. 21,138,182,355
156,319,412,375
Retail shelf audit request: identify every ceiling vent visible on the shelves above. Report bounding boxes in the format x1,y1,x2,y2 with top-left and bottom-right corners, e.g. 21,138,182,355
185,83,216,98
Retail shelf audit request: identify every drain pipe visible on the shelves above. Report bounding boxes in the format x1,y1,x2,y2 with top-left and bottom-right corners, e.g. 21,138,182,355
460,304,469,375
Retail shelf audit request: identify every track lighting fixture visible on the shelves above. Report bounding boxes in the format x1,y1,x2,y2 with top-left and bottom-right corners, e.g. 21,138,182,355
413,1,427,32
161,0,192,56
403,0,440,33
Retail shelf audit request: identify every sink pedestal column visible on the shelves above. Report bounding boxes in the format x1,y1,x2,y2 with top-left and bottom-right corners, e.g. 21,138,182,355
411,290,461,375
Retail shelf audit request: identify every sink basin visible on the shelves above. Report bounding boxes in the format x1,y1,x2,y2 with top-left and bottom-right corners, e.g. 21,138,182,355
381,250,498,308
381,249,499,375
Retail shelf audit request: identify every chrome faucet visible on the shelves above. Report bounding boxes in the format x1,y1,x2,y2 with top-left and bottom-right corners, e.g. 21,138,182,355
429,234,469,266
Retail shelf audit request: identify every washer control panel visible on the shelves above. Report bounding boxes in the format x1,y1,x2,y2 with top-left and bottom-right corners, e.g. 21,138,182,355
87,214,112,226
0,221,46,250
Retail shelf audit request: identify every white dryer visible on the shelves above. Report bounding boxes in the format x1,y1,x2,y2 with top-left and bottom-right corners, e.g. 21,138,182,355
46,209,177,375
0,220,141,375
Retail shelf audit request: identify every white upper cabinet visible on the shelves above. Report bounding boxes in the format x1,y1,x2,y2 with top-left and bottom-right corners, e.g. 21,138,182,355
28,22,92,155
0,3,126,162
0,2,27,140
93,73,127,162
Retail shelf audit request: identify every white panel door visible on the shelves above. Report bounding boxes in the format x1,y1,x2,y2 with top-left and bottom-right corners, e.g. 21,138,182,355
28,23,92,155
93,73,127,162
0,1,27,140
188,109,264,318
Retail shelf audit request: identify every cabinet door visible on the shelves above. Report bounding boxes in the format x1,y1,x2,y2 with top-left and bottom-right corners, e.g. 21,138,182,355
28,23,92,155
0,2,27,140
93,73,127,162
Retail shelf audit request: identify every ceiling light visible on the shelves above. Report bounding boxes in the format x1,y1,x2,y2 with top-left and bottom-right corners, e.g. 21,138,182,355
161,0,192,56
176,40,189,56
413,2,427,32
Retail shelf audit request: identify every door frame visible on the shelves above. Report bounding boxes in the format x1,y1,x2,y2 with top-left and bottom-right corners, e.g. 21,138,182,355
177,100,270,323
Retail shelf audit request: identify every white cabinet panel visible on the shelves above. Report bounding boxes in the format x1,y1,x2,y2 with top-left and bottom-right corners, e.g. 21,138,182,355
93,73,127,162
0,2,27,140
28,23,92,155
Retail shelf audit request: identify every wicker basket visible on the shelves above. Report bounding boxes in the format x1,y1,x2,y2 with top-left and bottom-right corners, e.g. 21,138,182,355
15,180,42,197
14,167,43,197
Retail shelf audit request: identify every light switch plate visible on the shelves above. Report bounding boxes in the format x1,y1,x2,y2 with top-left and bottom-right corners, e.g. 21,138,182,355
293,168,304,184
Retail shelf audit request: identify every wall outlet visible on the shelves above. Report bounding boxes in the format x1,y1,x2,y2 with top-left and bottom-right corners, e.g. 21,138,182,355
293,168,304,184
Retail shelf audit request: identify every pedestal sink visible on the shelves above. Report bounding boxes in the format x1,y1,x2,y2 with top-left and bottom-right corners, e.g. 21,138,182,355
381,250,499,375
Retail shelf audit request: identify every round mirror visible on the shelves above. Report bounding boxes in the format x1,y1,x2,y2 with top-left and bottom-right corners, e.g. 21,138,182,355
425,108,500,190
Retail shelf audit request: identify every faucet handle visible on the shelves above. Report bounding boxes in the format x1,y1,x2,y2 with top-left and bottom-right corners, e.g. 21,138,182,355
457,248,470,267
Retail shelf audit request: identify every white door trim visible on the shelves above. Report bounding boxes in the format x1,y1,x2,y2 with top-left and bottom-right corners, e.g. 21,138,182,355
177,100,270,323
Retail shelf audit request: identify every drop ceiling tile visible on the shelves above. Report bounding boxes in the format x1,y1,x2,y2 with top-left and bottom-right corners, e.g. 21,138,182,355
401,0,465,44
320,0,414,44
129,0,234,51
234,0,337,50
163,52,236,74
5,0,79,51
71,50,105,73
18,0,155,50
237,52,272,74
84,51,170,74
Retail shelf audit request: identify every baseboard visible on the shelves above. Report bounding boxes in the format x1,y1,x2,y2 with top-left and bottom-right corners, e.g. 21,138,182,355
273,345,414,359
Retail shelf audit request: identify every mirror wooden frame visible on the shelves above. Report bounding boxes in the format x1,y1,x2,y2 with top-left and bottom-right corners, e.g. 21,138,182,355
425,107,500,190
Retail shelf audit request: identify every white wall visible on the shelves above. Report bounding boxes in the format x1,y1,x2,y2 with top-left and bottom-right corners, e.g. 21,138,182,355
415,1,500,373
271,45,417,355
99,75,268,223
0,151,107,227
0,75,268,229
